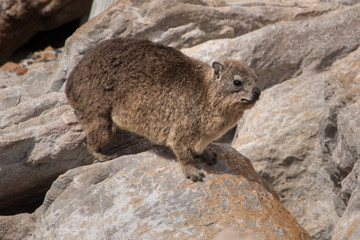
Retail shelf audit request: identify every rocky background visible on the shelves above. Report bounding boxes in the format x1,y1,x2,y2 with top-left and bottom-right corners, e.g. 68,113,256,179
1,0,360,239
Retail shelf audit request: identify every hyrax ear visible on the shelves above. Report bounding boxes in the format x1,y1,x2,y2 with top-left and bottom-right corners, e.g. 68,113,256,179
212,61,224,80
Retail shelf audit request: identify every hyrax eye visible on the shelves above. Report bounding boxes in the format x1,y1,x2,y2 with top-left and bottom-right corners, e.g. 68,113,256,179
233,80,242,87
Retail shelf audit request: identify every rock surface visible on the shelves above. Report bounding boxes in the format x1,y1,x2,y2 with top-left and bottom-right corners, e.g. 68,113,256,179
0,0,92,64
0,47,61,110
89,0,117,19
320,47,360,240
182,4,360,89
0,92,92,214
232,72,339,239
0,48,90,214
0,213,34,240
3,145,311,240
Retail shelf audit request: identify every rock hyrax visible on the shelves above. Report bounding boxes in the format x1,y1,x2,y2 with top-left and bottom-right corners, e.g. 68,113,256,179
65,38,260,182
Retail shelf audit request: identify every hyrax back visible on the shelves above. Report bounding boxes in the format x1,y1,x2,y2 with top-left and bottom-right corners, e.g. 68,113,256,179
65,38,260,182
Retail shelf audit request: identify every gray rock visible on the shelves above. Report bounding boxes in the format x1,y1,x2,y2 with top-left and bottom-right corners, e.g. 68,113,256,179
0,213,34,240
320,47,360,240
332,186,360,240
0,86,21,111
182,5,360,90
0,69,26,110
0,48,62,110
89,0,117,19
232,72,339,239
0,92,93,213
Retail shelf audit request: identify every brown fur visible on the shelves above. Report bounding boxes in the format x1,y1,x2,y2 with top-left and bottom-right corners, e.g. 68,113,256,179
65,38,260,181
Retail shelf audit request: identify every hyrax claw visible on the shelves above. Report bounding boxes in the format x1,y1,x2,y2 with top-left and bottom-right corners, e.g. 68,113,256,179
182,164,205,182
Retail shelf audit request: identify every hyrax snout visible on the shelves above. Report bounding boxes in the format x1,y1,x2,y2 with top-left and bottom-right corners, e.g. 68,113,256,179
65,38,260,182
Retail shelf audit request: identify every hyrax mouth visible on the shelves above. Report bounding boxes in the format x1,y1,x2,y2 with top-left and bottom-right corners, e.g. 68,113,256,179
241,87,261,104
241,98,257,104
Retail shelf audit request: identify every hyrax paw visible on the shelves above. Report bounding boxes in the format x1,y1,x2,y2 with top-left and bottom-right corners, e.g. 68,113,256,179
93,152,111,162
199,149,218,166
182,164,205,182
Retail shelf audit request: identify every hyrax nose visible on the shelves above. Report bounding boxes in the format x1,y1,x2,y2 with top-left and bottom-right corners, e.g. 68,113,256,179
252,87,261,99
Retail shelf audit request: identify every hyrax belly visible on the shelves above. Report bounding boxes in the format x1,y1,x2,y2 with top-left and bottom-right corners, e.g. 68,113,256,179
110,105,171,146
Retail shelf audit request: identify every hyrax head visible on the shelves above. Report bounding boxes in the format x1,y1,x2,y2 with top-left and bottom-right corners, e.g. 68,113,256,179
211,59,261,110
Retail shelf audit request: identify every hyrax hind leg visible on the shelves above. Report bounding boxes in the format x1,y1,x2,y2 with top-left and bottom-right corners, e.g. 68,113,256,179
83,116,114,161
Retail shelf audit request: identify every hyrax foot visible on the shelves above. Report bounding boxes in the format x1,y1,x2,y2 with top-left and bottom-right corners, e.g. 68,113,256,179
182,164,205,182
199,149,218,166
93,152,112,162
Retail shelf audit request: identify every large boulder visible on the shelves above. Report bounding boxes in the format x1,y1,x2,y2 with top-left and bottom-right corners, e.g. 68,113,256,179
0,0,92,64
320,47,360,240
182,4,360,89
0,92,92,214
232,72,338,239
2,145,311,240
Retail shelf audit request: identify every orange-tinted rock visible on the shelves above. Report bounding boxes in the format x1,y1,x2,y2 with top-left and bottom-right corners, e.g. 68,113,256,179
0,62,20,71
44,46,54,51
0,61,27,74
34,51,57,63
15,67,28,75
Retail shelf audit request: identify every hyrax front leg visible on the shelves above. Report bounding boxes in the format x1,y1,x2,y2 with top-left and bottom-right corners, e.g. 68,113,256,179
172,145,205,182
